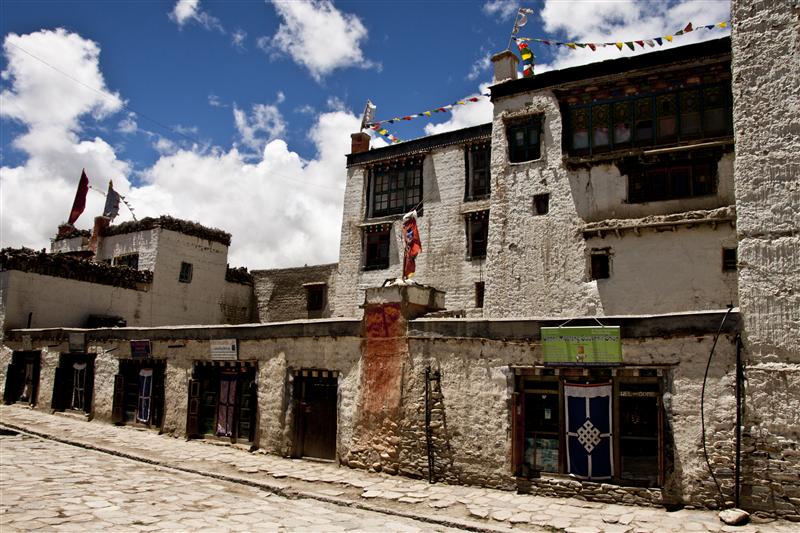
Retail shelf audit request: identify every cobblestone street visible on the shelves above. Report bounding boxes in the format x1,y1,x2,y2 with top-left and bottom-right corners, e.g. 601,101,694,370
0,431,466,532
1,406,796,532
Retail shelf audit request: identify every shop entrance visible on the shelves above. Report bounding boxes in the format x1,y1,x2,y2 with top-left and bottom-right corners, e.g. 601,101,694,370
51,353,95,414
111,359,166,428
512,368,664,487
187,362,257,443
293,369,338,460
3,351,41,406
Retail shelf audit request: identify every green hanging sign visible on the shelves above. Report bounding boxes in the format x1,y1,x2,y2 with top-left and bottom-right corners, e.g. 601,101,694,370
541,326,622,365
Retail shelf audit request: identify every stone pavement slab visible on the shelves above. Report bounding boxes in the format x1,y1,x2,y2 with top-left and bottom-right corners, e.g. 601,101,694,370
2,405,798,533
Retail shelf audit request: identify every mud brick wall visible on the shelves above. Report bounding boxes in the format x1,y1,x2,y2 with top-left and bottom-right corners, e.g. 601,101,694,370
252,263,337,322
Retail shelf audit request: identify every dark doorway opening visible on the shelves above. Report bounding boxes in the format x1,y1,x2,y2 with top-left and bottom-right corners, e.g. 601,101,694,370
187,362,257,444
293,369,338,460
51,353,95,414
3,351,41,406
111,359,166,429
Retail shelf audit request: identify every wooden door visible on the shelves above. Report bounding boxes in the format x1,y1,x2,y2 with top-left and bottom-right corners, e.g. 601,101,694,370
111,374,125,424
186,379,200,437
3,363,19,405
296,374,338,460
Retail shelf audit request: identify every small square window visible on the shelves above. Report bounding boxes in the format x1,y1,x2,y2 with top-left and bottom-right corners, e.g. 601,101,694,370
533,193,550,215
306,284,326,312
475,282,485,309
590,253,610,280
466,211,489,260
364,226,391,270
179,262,193,283
507,117,543,163
722,248,737,271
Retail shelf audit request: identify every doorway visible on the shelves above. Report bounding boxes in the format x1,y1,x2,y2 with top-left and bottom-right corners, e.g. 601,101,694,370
3,351,41,406
293,369,338,460
111,359,166,428
187,361,257,444
51,353,95,414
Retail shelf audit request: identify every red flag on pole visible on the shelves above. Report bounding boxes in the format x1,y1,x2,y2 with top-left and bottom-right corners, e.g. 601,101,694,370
402,210,422,280
67,169,90,225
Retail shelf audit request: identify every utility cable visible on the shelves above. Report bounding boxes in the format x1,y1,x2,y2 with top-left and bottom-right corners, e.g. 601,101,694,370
4,41,348,194
700,305,734,506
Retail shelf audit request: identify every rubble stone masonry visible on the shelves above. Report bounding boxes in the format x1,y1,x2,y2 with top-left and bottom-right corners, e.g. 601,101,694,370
731,0,800,520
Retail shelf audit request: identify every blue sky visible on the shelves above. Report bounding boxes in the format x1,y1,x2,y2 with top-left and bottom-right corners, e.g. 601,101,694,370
0,0,730,268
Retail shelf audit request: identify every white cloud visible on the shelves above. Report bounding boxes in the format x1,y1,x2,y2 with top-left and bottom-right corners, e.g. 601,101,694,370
536,0,731,72
424,84,493,136
208,93,225,107
118,112,138,134
233,103,286,152
483,0,519,20
231,28,247,49
267,0,378,81
1,29,130,248
169,0,224,32
1,28,372,270
467,51,492,81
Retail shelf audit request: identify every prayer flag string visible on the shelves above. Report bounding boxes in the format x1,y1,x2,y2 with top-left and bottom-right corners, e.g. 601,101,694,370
514,21,729,52
366,94,490,130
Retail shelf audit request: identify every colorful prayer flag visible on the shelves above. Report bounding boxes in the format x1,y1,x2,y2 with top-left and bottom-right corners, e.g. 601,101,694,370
402,210,421,279
103,180,121,220
67,169,90,225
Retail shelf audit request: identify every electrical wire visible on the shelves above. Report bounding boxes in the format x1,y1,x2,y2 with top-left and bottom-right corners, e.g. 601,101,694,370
700,305,735,506
4,41,349,194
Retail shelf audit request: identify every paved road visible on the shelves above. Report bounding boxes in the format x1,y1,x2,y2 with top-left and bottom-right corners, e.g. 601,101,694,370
0,431,461,532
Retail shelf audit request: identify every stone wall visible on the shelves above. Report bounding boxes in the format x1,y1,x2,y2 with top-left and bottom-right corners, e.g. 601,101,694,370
335,135,493,319
251,263,337,322
731,0,800,520
0,310,787,514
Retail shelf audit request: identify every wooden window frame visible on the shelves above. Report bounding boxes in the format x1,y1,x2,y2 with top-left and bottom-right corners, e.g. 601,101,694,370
474,281,485,309
367,160,423,218
627,158,718,203
512,371,665,488
722,247,737,272
465,211,489,260
179,261,193,283
363,225,391,271
465,142,491,201
564,82,732,157
507,117,543,163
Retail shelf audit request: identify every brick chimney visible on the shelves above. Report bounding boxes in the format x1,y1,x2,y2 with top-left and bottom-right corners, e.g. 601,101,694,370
491,50,519,84
351,132,370,154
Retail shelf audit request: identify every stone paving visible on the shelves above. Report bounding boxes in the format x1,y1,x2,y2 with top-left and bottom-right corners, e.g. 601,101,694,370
1,405,796,533
0,432,466,532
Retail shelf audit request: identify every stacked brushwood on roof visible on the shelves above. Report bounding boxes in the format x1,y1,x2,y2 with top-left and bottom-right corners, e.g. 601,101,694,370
103,215,231,246
226,265,253,285
53,228,91,241
0,247,152,289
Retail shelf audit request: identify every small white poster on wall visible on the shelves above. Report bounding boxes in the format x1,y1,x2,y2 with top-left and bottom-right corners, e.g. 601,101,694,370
210,339,238,360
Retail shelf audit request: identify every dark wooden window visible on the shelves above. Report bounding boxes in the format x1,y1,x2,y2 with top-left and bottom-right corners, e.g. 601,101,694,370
628,158,716,203
475,281,485,308
179,262,193,283
513,373,664,487
507,117,543,163
590,252,610,280
115,253,139,270
533,193,550,215
368,161,423,217
722,247,737,271
306,284,326,311
363,226,390,270
466,211,489,259
465,142,491,200
565,82,732,156
522,379,561,473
